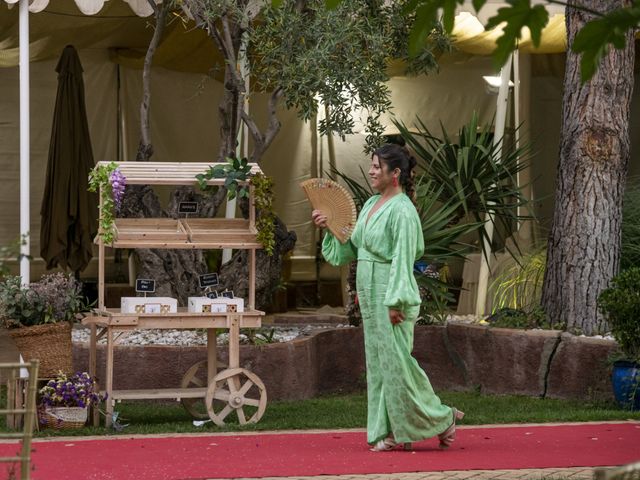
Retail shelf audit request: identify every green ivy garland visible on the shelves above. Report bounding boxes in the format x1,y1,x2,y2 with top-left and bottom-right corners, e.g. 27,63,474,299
197,158,276,256
251,173,276,256
88,161,119,244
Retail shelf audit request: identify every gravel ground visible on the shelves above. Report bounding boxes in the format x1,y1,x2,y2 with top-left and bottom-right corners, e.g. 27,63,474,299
72,323,353,346
71,312,614,346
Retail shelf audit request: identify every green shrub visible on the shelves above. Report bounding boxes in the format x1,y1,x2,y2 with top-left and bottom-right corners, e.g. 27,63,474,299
490,247,546,315
598,267,640,361
0,273,86,328
621,177,640,270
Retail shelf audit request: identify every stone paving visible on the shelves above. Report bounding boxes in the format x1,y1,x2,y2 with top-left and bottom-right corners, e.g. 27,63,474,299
224,467,596,480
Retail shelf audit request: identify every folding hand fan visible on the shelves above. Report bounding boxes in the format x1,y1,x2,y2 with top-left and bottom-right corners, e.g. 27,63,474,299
300,178,357,244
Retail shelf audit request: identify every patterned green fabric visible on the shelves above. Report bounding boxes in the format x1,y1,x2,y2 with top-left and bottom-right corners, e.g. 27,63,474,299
322,193,453,444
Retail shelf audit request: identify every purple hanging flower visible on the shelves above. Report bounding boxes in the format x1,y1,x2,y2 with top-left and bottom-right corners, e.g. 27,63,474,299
109,168,127,211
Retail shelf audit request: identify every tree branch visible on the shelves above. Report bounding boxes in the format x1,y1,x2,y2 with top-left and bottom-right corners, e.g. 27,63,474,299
137,1,169,160
250,87,283,162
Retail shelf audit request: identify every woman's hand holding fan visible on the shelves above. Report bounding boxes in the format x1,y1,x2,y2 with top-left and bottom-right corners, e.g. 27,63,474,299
301,178,357,244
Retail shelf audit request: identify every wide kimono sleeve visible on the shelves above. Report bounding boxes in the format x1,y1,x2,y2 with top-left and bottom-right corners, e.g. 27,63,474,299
321,232,357,266
383,210,424,311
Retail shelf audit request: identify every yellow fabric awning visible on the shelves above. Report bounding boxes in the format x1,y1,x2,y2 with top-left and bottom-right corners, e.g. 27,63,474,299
0,3,569,72
452,12,567,55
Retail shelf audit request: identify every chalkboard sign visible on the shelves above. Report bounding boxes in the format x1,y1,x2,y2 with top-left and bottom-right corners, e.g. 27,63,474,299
178,202,198,214
199,273,219,289
135,279,156,293
206,291,218,299
221,290,234,299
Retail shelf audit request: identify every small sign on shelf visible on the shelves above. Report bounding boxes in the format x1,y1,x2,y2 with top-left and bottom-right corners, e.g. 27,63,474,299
178,202,198,215
221,290,234,299
199,273,219,289
136,279,156,293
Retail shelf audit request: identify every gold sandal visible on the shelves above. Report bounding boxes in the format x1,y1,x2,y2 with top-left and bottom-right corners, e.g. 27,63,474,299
370,436,413,452
370,436,398,452
438,408,465,449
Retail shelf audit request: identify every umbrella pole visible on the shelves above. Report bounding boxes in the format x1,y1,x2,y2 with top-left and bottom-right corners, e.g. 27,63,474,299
99,185,105,310
19,0,30,284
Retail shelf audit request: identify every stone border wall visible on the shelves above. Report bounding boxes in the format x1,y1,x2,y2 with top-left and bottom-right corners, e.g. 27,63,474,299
73,324,617,402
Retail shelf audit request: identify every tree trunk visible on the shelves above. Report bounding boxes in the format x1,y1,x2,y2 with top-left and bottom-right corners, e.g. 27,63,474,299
216,208,297,309
541,0,634,335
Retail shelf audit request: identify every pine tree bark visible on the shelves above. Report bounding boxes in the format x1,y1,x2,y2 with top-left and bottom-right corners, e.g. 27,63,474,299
541,0,635,335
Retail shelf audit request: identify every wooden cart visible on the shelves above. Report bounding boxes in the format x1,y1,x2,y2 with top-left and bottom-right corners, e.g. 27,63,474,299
83,162,267,428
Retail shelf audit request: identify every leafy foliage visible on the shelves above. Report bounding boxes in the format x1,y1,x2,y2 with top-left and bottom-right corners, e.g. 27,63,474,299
0,235,28,279
0,273,86,328
88,161,121,245
598,267,640,361
572,2,640,82
196,157,252,201
197,160,277,255
251,173,277,256
620,177,640,270
321,0,640,81
395,113,532,260
490,247,546,315
485,306,551,330
484,0,549,69
252,0,449,152
0,276,47,328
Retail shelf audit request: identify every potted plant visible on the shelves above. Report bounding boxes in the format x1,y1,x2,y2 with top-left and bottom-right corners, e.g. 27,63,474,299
598,267,640,410
0,273,87,378
39,371,104,429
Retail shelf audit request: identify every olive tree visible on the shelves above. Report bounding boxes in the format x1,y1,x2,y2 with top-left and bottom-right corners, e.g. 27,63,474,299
123,0,447,306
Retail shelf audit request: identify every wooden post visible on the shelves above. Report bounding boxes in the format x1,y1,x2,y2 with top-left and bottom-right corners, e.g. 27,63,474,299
21,360,39,480
249,183,255,230
228,314,240,369
206,329,218,384
98,242,105,310
105,327,114,428
90,323,99,427
98,184,105,310
249,249,256,311
6,367,16,430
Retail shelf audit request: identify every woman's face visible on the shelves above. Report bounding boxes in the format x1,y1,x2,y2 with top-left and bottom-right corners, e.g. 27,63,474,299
369,155,395,192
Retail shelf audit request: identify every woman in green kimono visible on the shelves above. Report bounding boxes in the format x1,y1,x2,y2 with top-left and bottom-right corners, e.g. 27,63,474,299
312,144,464,452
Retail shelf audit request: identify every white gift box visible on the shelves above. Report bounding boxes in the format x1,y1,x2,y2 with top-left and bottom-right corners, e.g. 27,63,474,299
121,297,178,314
188,297,245,313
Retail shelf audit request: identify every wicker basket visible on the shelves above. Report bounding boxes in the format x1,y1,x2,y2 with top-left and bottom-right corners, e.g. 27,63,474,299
41,406,87,430
8,322,73,378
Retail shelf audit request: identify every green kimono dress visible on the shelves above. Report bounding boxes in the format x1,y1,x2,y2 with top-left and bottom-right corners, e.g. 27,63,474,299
322,192,454,445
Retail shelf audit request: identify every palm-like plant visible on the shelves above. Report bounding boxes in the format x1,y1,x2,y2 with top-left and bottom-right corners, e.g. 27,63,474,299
394,113,533,258
330,168,478,321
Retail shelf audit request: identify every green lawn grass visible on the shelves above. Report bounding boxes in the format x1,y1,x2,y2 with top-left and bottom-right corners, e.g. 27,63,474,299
2,389,638,438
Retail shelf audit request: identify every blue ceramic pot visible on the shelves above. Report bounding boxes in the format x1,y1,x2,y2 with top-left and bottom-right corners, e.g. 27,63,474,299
612,360,640,410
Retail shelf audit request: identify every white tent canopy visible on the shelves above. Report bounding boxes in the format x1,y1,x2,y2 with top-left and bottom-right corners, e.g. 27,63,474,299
4,0,161,282
3,0,158,16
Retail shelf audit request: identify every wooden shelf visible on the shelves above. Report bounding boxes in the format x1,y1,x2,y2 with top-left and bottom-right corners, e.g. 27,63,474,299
113,218,188,243
105,218,261,249
83,308,264,329
95,161,261,186
106,388,207,401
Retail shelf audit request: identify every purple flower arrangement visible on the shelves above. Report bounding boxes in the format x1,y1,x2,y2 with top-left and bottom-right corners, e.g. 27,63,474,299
39,371,106,409
109,168,126,211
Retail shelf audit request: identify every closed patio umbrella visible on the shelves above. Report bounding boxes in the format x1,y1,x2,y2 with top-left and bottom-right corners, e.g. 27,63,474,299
40,45,97,273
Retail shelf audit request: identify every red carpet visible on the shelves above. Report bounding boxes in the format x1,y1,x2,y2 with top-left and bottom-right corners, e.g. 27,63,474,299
1,423,639,479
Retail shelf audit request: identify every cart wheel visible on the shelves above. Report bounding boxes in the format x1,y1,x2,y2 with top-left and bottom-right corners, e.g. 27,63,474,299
181,359,226,419
205,368,267,426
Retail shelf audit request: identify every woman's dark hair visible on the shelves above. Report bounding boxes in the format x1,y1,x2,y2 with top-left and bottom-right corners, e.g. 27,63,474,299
372,143,418,206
